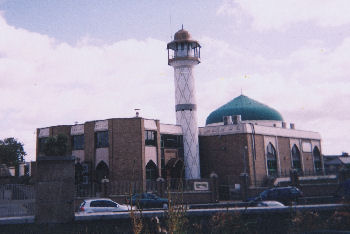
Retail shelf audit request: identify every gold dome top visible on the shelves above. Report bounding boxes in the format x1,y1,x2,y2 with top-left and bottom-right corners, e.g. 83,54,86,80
174,29,191,41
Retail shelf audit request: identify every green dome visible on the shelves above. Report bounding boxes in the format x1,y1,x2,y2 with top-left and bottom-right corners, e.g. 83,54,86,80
206,95,283,125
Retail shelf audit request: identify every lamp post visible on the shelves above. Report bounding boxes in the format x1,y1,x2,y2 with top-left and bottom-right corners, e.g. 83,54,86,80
243,145,248,174
241,145,249,201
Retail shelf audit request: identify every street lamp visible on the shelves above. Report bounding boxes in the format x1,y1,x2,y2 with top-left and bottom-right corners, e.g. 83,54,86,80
243,145,248,173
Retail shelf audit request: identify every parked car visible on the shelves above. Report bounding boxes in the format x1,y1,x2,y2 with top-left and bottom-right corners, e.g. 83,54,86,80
249,186,303,205
79,198,130,213
128,193,169,209
256,201,285,207
334,178,350,202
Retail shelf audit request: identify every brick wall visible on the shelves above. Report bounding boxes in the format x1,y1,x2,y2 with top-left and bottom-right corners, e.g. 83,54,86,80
110,118,143,183
199,134,249,185
278,136,292,174
84,121,95,165
250,134,267,184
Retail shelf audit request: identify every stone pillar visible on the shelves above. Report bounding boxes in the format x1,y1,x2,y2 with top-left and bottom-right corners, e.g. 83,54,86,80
240,173,249,202
35,156,75,224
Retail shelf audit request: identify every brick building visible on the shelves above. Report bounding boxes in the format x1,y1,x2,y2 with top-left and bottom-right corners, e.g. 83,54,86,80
199,95,323,187
36,28,324,193
37,118,184,191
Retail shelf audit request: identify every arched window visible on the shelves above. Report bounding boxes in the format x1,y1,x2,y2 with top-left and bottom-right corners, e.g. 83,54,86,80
96,161,109,183
291,145,302,172
313,147,322,174
146,160,158,181
266,143,278,176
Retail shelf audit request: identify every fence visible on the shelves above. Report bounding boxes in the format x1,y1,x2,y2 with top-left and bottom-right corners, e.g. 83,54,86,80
75,178,213,198
0,184,35,217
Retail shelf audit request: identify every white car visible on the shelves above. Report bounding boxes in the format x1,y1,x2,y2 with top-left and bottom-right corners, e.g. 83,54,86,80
79,198,131,213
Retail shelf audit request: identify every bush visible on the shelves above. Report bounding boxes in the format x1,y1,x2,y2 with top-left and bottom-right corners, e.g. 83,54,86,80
43,134,68,156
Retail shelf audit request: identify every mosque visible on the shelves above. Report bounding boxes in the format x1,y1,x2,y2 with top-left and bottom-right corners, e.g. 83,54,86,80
36,28,323,192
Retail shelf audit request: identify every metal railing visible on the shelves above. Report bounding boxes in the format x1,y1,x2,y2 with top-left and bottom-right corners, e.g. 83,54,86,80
0,184,35,217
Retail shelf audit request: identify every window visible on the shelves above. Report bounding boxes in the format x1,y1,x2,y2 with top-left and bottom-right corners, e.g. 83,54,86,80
145,130,157,146
161,134,183,148
38,137,48,153
90,201,100,207
72,135,84,150
291,145,302,172
102,201,118,207
96,131,109,148
313,147,322,174
266,143,278,176
145,193,157,199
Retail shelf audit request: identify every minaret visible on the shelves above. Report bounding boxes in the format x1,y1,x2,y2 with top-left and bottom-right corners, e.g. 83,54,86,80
167,27,201,179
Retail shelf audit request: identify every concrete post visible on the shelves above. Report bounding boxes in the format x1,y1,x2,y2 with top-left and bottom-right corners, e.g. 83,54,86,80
101,177,110,198
156,177,165,198
35,156,75,224
240,173,249,202
210,172,219,203
290,169,300,188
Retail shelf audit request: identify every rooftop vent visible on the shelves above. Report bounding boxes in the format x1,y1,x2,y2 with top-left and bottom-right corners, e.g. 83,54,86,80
232,115,241,124
223,116,233,125
290,123,295,129
134,109,140,118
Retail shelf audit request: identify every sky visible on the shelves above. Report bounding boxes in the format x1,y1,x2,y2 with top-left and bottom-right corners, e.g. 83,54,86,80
0,0,349,161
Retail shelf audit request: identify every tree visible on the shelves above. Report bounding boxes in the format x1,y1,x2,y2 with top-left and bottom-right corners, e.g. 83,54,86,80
0,138,26,166
43,134,68,156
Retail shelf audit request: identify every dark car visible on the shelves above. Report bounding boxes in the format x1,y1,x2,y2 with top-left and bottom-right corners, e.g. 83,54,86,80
334,178,350,201
250,186,303,205
129,193,169,209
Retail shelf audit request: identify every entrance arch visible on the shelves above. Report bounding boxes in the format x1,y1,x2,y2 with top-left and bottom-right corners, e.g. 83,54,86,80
166,158,184,179
146,160,158,180
96,160,109,183
291,144,302,172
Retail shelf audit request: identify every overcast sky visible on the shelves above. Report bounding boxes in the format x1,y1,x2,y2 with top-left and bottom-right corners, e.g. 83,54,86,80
0,0,349,161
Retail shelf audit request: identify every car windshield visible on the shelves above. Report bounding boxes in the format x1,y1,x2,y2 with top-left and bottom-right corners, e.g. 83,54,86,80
133,194,142,199
291,188,299,193
260,190,269,198
147,194,157,199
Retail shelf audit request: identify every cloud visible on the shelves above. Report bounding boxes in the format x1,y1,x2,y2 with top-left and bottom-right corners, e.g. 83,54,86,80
0,15,174,161
217,0,350,31
0,11,349,161
196,34,350,154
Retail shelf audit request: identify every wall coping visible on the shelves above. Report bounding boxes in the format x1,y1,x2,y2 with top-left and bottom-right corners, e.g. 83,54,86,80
37,156,75,161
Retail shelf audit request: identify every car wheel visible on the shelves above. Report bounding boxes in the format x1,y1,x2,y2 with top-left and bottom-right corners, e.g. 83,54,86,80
162,203,168,209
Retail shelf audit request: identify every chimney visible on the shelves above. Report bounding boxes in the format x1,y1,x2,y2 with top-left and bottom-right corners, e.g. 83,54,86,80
282,122,286,128
232,115,242,124
223,116,233,125
290,123,295,129
134,108,140,118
